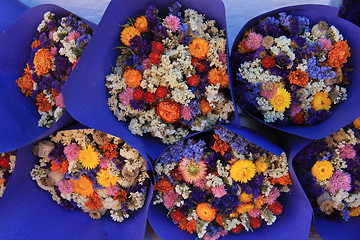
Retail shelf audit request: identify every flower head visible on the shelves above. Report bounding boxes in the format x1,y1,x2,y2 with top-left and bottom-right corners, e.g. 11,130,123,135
288,69,309,87
16,64,34,97
134,16,148,32
123,69,142,88
58,180,74,194
178,157,207,184
329,170,351,194
36,93,53,112
85,192,102,211
165,15,180,32
63,143,80,161
269,87,291,112
230,159,256,183
33,48,53,76
78,145,100,169
327,40,351,68
163,189,178,209
311,92,331,111
189,38,209,59
196,203,216,221
97,169,120,188
311,160,334,181
157,100,181,123
353,117,360,130
208,68,229,88
121,26,141,46
71,175,94,196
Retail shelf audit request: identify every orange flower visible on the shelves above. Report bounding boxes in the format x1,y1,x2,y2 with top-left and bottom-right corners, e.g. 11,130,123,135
114,189,128,202
71,175,94,196
288,69,309,87
123,69,142,88
269,173,292,186
189,38,209,59
0,179,5,187
33,48,53,76
254,195,265,208
154,176,174,194
99,142,119,159
134,16,148,32
239,192,253,203
196,203,217,221
236,203,254,214
353,117,360,130
121,26,141,46
178,219,197,234
349,205,360,217
50,160,69,174
208,68,229,88
31,40,40,49
211,134,230,155
311,92,331,111
157,100,181,123
36,93,53,112
327,40,351,68
85,192,102,211
215,214,224,226
200,99,213,115
16,64,34,97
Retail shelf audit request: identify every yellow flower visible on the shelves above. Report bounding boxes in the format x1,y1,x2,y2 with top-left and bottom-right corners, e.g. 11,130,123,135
196,203,216,221
230,159,256,183
236,203,254,214
353,117,360,130
71,175,94,196
134,16,148,32
269,87,291,112
120,26,141,46
311,92,331,111
349,206,360,217
97,169,119,188
239,192,253,203
255,157,268,173
207,68,229,88
311,160,334,181
78,145,100,169
189,38,209,59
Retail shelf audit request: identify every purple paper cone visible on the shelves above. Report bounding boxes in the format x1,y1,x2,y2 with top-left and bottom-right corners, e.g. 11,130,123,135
0,123,153,240
0,0,28,34
62,0,234,160
148,124,313,240
0,4,97,153
229,4,360,140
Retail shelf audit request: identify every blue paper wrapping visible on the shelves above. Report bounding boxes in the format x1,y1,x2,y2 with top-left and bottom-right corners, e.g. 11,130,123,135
0,4,97,153
0,123,153,240
229,4,360,140
62,0,235,160
0,0,28,35
148,124,313,240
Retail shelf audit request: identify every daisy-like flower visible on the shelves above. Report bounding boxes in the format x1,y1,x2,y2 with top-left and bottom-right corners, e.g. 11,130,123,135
311,160,334,181
329,170,351,194
254,157,268,173
33,48,53,76
63,143,80,161
78,144,100,169
120,26,141,46
288,69,309,87
196,203,216,221
123,69,142,88
157,100,181,123
327,40,351,68
311,92,331,111
164,15,180,32
71,175,94,196
208,68,229,88
269,87,291,112
178,157,207,184
230,159,256,183
134,16,148,32
189,38,209,59
97,169,120,188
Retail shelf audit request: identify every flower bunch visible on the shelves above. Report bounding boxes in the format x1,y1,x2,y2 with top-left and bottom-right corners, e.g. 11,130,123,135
153,127,291,239
106,2,234,144
16,12,93,128
0,151,16,198
339,0,360,27
232,12,352,125
30,129,149,222
294,117,360,221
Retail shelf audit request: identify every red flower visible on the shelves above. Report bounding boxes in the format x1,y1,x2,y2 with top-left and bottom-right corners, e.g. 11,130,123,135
191,57,199,66
231,224,243,234
262,56,276,68
133,89,144,100
171,167,182,181
151,41,165,53
196,62,206,72
291,111,305,125
144,91,156,104
0,156,10,168
268,201,283,215
171,209,184,223
149,52,161,65
155,86,168,99
250,217,261,229
187,75,200,86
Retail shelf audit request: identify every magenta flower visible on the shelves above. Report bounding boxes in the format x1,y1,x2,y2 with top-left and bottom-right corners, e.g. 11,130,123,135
63,143,80,161
119,87,134,106
55,93,65,108
211,185,226,198
163,189,178,209
329,170,351,194
58,180,74,194
339,144,356,160
67,30,81,42
106,184,120,196
181,106,192,121
164,15,180,32
245,32,263,50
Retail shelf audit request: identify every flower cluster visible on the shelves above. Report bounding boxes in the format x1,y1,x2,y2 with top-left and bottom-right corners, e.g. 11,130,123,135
294,117,360,221
30,129,149,222
153,127,291,239
16,12,93,128
0,151,16,198
339,0,360,27
232,12,352,125
106,2,234,144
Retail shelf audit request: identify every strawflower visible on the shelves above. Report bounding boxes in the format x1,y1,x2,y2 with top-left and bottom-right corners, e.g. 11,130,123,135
78,145,100,170
269,87,291,112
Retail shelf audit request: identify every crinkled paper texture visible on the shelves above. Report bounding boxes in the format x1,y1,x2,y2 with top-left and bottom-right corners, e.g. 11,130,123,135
229,4,360,140
62,0,232,160
148,124,313,240
0,123,153,240
0,4,97,153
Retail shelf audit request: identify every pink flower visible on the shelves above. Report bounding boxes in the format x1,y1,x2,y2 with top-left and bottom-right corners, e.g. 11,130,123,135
265,187,280,204
248,208,262,218
260,85,277,99
339,144,356,159
204,231,227,240
194,177,206,189
63,143,80,161
67,31,81,42
163,189,178,209
49,30,55,40
119,87,134,106
164,15,180,32
55,93,65,108
106,184,120,196
245,32,263,50
58,180,73,194
142,58,152,70
181,106,192,121
99,157,109,168
211,185,226,198
50,47,57,56
318,38,332,51
218,52,227,63
289,104,302,117
329,170,351,194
